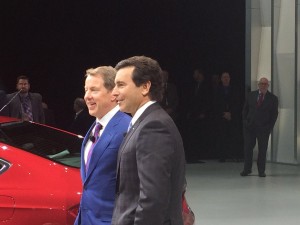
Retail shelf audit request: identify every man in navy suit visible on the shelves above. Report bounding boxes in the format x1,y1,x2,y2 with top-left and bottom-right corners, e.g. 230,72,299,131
240,77,278,177
74,66,131,225
112,56,186,225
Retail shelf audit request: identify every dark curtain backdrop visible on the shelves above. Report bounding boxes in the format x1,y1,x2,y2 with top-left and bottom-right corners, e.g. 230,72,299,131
0,0,245,129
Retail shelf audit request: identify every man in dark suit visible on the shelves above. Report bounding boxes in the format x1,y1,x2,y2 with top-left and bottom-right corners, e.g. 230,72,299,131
214,72,241,162
6,75,45,123
69,97,94,136
184,69,211,161
111,56,186,225
74,66,131,225
240,77,278,177
160,70,179,122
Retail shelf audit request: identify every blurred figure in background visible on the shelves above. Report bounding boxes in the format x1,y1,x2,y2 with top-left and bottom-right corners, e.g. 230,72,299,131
68,97,94,136
42,102,56,126
214,72,240,162
184,68,210,162
0,78,8,116
160,70,179,123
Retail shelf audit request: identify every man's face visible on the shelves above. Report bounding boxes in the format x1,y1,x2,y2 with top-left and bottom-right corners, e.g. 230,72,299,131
193,71,204,82
16,79,30,93
221,73,230,86
113,66,147,116
258,78,269,94
84,75,115,119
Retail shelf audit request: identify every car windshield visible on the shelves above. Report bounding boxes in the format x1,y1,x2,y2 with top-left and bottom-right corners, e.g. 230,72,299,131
0,121,83,168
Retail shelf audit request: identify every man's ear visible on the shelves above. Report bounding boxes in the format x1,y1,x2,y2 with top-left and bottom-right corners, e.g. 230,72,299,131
141,81,151,96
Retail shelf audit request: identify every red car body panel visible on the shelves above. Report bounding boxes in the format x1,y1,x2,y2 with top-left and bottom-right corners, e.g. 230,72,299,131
0,116,82,225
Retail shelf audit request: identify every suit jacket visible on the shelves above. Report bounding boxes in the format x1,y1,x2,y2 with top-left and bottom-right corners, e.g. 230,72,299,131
187,81,210,119
74,111,131,225
214,85,240,123
160,82,179,120
112,103,186,225
242,90,278,132
6,92,45,123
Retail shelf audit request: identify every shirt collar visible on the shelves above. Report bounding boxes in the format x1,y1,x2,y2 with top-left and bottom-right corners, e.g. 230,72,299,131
131,101,156,126
96,105,119,129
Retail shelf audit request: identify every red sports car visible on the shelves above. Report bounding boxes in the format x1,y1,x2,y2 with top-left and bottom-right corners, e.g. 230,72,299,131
0,116,83,225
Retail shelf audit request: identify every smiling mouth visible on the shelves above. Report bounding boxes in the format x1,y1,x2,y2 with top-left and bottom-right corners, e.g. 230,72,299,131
87,103,96,108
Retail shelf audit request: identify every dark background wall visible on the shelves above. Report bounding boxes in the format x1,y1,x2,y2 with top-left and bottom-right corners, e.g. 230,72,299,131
0,0,245,129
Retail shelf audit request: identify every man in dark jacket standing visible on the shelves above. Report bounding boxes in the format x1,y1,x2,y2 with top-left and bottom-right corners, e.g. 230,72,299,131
240,77,278,177
7,76,45,123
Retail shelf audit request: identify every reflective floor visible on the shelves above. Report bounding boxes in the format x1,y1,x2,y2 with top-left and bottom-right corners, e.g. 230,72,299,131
185,160,300,225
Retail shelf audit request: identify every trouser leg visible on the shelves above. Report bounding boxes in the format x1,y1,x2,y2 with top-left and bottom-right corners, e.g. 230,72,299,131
257,131,270,173
243,128,256,172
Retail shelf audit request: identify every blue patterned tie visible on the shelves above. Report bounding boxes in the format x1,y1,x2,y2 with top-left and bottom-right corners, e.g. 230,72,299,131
86,123,103,173
127,121,133,132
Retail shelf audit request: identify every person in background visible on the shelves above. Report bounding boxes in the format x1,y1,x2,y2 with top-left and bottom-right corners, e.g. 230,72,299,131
0,78,8,116
112,56,186,225
160,70,179,123
184,68,210,162
74,66,131,225
214,72,240,162
6,75,45,123
240,77,278,177
68,97,94,136
42,102,56,126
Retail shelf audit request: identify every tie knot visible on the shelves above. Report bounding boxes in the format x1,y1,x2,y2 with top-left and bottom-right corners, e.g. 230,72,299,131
94,123,103,138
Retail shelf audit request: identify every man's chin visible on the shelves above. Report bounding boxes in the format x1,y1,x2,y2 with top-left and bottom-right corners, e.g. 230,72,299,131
88,110,96,117
119,106,127,112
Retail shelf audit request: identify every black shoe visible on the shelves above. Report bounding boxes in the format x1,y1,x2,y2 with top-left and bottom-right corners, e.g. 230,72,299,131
240,171,251,176
259,172,266,177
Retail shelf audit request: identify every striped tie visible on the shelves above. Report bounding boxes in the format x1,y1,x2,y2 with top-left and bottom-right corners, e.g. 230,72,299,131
86,123,103,173
22,96,33,121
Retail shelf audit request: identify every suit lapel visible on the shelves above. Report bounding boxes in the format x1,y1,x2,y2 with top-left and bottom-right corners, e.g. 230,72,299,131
80,122,95,181
116,103,161,173
253,90,259,106
262,91,270,105
84,111,122,182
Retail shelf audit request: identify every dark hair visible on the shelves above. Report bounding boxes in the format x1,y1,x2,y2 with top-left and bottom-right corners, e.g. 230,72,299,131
16,75,30,83
115,56,163,101
74,97,86,110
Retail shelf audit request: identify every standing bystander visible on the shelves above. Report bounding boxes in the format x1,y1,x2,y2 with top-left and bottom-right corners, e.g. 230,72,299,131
6,75,45,123
240,77,278,177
